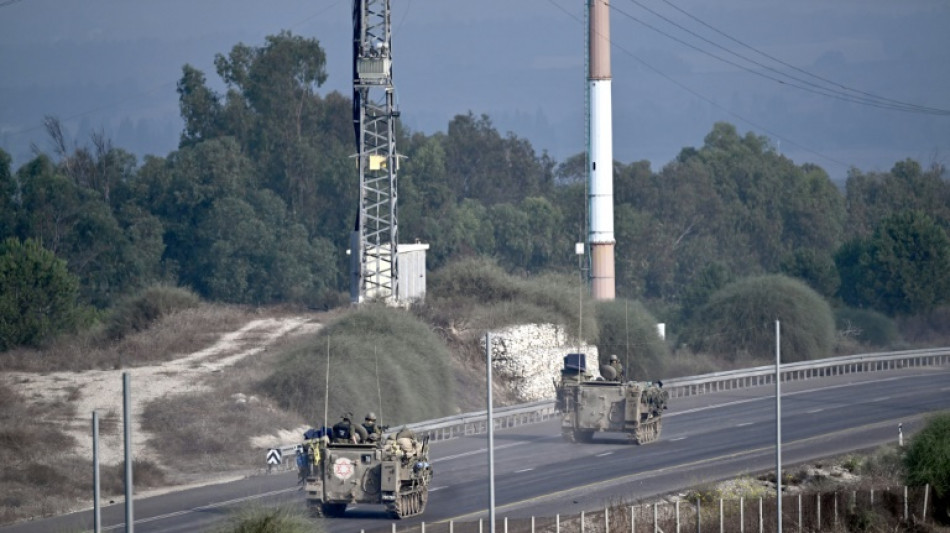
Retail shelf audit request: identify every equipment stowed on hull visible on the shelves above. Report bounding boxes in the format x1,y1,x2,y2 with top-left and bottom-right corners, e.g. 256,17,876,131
554,353,669,444
304,431,433,519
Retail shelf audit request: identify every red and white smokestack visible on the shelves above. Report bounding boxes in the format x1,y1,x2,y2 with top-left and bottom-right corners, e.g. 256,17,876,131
588,0,615,300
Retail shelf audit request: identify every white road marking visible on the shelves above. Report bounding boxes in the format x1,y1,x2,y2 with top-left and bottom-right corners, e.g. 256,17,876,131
871,396,891,402
736,422,753,427
429,486,448,492
514,468,534,473
670,437,687,442
807,408,824,414
595,452,613,457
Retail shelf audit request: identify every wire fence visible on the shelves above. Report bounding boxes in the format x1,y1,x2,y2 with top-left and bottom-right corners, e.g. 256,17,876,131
361,485,936,533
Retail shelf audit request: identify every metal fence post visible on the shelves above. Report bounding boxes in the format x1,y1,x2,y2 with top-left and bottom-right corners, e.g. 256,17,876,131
758,497,763,533
676,500,680,533
697,498,701,533
923,484,930,524
739,497,744,533
904,486,909,521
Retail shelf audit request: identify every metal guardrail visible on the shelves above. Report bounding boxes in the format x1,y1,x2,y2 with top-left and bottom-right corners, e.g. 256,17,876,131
265,347,950,468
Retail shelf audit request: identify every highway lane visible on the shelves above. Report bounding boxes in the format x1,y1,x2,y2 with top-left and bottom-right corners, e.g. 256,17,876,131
3,366,947,533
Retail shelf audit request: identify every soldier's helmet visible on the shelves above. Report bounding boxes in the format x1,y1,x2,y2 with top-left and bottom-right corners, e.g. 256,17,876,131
609,354,619,362
365,412,377,422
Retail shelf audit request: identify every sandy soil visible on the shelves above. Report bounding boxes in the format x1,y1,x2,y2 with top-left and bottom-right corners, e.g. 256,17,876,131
3,316,322,467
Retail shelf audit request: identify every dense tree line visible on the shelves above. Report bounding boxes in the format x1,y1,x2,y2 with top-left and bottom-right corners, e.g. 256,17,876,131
1,31,948,350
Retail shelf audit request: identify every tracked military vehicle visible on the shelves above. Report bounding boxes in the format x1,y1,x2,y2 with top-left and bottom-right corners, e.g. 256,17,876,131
555,353,669,444
304,431,432,519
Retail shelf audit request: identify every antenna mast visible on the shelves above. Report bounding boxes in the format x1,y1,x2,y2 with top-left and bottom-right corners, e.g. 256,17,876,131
351,0,399,303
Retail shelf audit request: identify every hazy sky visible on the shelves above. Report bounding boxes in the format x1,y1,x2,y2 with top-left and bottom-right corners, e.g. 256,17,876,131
1,0,948,182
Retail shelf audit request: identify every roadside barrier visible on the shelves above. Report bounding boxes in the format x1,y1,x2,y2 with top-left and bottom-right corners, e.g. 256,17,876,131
265,347,950,469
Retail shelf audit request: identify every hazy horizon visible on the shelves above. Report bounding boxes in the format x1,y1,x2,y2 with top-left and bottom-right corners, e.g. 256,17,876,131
2,0,948,183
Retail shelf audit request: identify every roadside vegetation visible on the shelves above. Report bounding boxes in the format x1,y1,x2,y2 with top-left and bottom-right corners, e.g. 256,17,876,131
594,414,950,532
1,28,950,529
215,506,318,533
260,304,457,426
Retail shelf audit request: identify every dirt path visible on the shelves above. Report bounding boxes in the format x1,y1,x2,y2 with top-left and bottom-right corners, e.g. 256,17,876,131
4,316,321,466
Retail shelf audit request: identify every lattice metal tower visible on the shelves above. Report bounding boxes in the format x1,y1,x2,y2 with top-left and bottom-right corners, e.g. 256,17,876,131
351,0,399,303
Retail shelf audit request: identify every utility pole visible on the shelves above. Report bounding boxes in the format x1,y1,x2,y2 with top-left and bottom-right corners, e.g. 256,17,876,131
351,0,399,304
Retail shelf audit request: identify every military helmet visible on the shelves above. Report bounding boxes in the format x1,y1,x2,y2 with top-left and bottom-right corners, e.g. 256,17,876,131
365,412,377,421
609,354,619,362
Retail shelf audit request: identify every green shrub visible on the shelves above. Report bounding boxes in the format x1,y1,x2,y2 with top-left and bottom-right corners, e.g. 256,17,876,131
216,506,318,533
904,411,950,524
426,257,597,341
682,274,835,362
594,299,669,379
104,284,201,340
834,307,900,347
260,305,456,426
0,237,86,351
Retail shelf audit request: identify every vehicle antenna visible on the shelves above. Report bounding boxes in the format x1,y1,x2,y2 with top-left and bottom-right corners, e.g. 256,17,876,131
375,345,384,425
625,299,630,381
323,335,330,433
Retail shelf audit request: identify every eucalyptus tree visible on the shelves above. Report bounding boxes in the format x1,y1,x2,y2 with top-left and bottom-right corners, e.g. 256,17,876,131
442,112,554,206
837,210,950,316
176,31,354,243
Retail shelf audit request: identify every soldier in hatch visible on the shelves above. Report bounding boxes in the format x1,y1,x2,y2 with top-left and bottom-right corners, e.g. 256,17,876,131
363,412,382,442
600,354,625,381
333,412,370,443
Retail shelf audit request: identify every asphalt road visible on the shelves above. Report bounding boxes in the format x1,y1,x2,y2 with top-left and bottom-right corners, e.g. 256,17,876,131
4,366,948,533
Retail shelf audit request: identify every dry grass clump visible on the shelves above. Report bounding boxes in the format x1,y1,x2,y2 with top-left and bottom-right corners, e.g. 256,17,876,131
0,302,253,372
141,387,304,475
99,459,168,494
0,382,88,524
103,285,201,341
260,304,456,426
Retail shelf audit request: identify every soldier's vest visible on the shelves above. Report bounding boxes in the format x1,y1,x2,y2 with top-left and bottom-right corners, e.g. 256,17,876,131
332,422,352,441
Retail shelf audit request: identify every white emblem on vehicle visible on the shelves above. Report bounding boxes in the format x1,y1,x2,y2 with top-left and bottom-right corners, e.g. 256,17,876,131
333,457,355,480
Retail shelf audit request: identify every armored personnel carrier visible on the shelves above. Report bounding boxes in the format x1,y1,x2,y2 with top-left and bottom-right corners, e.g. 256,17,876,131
304,431,432,518
555,353,668,444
